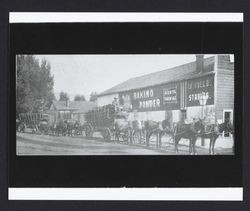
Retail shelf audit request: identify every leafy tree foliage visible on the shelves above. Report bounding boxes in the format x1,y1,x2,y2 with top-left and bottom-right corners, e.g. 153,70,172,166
89,91,98,102
74,94,86,101
59,91,69,101
16,55,55,116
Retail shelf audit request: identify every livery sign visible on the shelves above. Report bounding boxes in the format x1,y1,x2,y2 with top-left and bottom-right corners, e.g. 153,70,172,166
186,74,214,107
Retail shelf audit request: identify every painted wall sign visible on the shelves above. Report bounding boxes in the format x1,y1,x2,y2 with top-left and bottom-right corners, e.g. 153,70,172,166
119,83,180,112
163,86,178,104
186,74,214,107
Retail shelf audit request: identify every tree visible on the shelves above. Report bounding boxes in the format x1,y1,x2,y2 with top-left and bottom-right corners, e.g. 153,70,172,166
74,94,86,101
59,91,69,101
16,55,55,116
89,91,98,102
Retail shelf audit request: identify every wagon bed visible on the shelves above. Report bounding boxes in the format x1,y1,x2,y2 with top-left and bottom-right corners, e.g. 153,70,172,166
84,104,131,141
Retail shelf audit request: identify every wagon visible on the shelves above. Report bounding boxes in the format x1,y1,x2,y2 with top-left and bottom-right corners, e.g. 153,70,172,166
18,113,50,134
83,104,132,142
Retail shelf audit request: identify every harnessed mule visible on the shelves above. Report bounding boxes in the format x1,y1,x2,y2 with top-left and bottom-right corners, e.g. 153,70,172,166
158,119,174,148
66,119,79,136
200,120,233,155
144,120,173,149
173,119,204,155
144,120,162,148
131,120,144,144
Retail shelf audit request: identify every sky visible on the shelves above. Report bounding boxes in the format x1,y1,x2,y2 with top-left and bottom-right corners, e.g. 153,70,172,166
35,54,211,100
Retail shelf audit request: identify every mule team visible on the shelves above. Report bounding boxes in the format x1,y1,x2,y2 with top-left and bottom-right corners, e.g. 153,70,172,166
17,115,234,155
114,114,234,155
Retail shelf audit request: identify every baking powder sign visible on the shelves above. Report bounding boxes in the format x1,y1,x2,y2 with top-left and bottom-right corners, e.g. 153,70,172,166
133,88,161,110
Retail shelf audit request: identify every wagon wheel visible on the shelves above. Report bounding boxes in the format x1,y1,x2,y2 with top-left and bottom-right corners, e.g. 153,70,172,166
85,124,93,137
102,128,111,142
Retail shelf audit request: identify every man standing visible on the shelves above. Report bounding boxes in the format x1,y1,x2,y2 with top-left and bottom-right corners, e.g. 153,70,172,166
112,97,119,111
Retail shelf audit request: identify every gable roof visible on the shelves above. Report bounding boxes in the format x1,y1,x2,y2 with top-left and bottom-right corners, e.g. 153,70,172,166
51,100,96,112
98,56,215,96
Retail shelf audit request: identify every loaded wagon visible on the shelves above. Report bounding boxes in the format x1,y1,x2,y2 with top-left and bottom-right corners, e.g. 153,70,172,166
84,104,132,142
17,113,50,134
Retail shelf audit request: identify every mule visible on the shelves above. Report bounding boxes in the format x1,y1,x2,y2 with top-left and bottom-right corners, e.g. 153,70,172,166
199,120,233,155
144,120,162,148
144,120,174,149
73,121,83,136
173,119,204,155
130,120,144,144
158,119,174,148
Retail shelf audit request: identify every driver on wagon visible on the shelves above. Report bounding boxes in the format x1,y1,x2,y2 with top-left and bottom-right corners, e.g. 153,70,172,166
112,97,120,112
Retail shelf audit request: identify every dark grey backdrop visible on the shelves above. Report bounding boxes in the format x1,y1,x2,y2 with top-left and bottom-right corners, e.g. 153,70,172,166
1,0,250,210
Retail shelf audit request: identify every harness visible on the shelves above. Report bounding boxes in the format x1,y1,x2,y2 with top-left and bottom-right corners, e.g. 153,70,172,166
173,122,201,137
201,124,223,136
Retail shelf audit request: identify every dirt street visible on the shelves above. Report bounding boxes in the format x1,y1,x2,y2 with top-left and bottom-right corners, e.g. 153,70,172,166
16,132,234,155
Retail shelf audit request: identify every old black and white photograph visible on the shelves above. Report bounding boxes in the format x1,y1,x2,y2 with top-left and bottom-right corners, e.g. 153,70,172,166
16,54,235,156
8,12,243,202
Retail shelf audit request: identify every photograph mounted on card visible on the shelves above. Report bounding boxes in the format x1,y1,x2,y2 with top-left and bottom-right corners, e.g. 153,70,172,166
8,13,243,198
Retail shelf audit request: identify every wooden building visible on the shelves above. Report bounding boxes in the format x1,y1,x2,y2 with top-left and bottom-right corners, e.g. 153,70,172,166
49,100,96,124
97,55,234,127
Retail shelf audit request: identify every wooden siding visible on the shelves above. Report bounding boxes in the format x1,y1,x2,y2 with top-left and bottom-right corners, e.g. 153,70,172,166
217,55,234,70
215,68,234,121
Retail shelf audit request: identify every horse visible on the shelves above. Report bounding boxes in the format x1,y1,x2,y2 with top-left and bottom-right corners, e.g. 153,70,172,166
173,119,204,155
199,120,234,155
158,119,174,148
144,120,162,148
66,119,78,136
143,119,174,149
130,120,144,144
73,121,83,136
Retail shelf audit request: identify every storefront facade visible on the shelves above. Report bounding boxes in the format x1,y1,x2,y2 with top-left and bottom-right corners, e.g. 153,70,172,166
97,55,234,125
118,73,215,123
